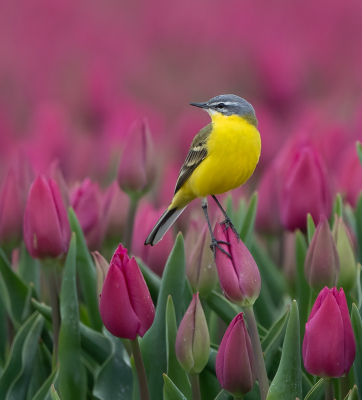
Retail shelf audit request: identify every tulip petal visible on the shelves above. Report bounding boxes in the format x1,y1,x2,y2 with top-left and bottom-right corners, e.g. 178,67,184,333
123,257,155,337
100,263,140,340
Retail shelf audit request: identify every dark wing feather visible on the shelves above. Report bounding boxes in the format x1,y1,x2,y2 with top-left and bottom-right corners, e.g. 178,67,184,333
174,123,213,195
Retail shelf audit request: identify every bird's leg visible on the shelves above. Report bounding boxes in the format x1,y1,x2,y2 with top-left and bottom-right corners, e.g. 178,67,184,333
201,198,231,259
211,195,240,240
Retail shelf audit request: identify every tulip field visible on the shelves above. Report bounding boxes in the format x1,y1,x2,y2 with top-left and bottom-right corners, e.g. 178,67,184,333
1,1,362,400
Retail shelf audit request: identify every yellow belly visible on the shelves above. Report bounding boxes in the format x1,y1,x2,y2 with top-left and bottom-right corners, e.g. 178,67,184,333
186,114,261,198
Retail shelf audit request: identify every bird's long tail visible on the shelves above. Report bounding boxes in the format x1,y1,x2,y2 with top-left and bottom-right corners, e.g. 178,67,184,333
144,206,186,246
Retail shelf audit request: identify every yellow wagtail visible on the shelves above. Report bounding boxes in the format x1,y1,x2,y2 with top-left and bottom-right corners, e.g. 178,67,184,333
145,94,261,256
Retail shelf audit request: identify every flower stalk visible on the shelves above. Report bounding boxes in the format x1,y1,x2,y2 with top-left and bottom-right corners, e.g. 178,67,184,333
324,379,334,400
189,373,201,400
130,336,150,400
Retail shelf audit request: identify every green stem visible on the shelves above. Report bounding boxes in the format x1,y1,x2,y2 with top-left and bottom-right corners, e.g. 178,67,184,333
243,305,269,400
324,379,334,400
130,336,150,400
340,375,350,399
124,194,140,252
189,373,201,400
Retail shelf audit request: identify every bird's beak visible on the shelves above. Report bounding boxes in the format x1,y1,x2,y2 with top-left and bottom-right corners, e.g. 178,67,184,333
190,102,208,109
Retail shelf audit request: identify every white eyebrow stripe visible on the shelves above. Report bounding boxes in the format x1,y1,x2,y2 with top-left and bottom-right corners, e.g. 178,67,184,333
208,101,238,106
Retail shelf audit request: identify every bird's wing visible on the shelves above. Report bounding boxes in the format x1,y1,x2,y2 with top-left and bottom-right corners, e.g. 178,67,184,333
174,123,213,195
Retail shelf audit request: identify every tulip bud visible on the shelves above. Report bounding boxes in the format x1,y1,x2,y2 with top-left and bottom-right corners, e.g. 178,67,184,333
213,223,261,307
23,175,71,259
0,169,24,248
92,251,109,299
100,244,155,340
333,216,357,293
175,293,210,374
216,313,256,398
303,287,355,378
117,120,155,195
280,144,332,231
304,216,340,291
186,224,217,297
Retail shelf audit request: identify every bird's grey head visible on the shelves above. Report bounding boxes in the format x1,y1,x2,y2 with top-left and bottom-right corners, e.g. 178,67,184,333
190,94,258,126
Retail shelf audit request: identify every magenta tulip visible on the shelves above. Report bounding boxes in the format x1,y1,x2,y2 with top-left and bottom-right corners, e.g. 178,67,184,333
0,169,24,248
303,287,356,378
216,313,256,398
213,223,261,307
304,216,340,291
100,244,155,340
23,175,71,259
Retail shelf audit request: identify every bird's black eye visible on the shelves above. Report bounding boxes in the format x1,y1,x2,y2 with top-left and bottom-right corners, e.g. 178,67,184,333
218,103,225,109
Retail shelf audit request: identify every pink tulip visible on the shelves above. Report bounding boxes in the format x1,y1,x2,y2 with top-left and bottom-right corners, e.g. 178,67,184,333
216,313,256,398
132,202,174,276
117,120,155,194
303,287,356,378
213,223,261,307
23,175,71,259
0,170,24,248
99,244,155,340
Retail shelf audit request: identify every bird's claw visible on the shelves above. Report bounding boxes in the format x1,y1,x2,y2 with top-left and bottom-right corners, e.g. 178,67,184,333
210,238,231,260
221,217,240,240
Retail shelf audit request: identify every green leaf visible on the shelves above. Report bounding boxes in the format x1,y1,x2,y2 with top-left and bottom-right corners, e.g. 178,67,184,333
333,193,344,219
5,314,44,400
295,231,310,340
141,233,186,400
206,347,218,375
239,192,258,247
304,378,324,400
68,208,102,331
0,248,29,328
200,368,221,399
30,299,52,321
356,141,362,166
58,233,87,400
307,214,316,245
214,390,233,400
51,385,61,400
136,258,161,305
31,368,59,400
266,300,302,400
165,296,191,399
0,289,7,365
261,306,290,354
0,312,38,397
345,385,359,400
163,374,187,400
234,198,246,233
356,194,362,264
27,342,52,399
351,304,362,400
18,242,40,296
92,329,133,400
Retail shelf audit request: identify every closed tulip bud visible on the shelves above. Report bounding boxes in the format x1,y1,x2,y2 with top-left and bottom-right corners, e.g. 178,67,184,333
100,244,155,340
24,175,71,259
280,144,332,231
117,120,155,195
92,251,109,298
305,216,340,291
216,313,256,398
333,216,357,293
213,223,261,307
303,287,356,378
186,224,217,297
175,293,210,374
0,170,24,248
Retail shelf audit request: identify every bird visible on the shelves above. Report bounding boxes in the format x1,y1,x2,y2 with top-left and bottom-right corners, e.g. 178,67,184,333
145,94,261,256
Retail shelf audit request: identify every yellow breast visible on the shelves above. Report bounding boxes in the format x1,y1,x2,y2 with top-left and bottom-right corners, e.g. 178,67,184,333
187,112,261,198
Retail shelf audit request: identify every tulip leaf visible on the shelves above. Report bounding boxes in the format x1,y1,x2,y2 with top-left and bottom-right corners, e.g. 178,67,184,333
18,242,41,296
163,374,188,400
266,300,302,400
333,193,344,219
304,378,324,400
31,298,52,321
235,198,247,234
58,233,87,400
0,312,38,396
200,368,221,399
351,304,362,400
5,314,44,400
68,207,102,331
51,385,61,400
356,194,362,264
261,305,290,354
206,346,218,375
307,214,316,244
0,291,7,366
165,296,192,400
239,192,258,247
27,342,52,399
214,390,233,400
141,233,186,400
31,368,59,400
0,248,29,328
345,385,359,400
295,231,310,340
93,329,133,400
357,141,362,166
136,258,161,304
